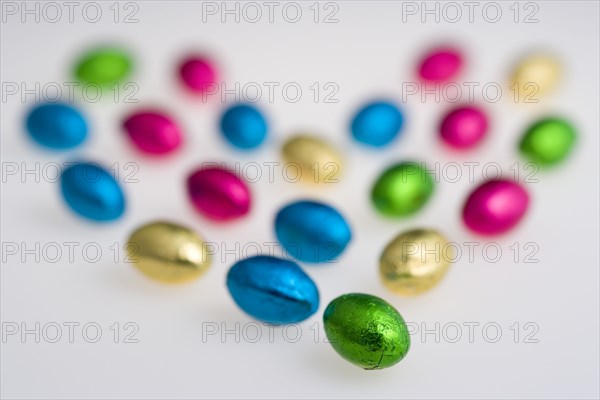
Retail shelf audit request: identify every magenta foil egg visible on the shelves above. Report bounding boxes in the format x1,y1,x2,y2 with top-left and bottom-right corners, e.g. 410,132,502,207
440,106,488,149
123,111,182,154
463,180,529,235
418,48,462,82
187,166,251,221
179,56,217,94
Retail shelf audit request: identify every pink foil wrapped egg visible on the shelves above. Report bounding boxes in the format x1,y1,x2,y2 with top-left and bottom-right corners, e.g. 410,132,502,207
187,166,251,221
440,106,488,149
123,111,182,154
463,180,529,235
418,47,462,82
179,56,217,94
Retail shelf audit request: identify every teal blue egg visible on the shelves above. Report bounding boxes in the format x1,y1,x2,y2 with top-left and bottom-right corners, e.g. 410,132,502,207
227,255,319,324
26,103,88,149
275,200,351,263
60,162,125,221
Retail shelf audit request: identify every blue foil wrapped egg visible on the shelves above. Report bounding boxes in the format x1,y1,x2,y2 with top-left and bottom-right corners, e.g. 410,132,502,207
26,103,88,149
226,255,319,324
351,101,404,147
220,103,268,149
275,200,352,263
60,162,125,221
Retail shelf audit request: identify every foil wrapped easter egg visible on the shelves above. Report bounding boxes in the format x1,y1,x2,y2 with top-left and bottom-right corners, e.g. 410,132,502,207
511,54,560,99
323,293,410,370
275,200,351,263
418,47,463,82
220,104,268,149
226,255,319,324
74,47,132,87
439,105,488,149
371,161,434,217
519,117,576,166
380,229,452,295
178,55,218,94
26,103,88,149
60,162,125,221
123,110,182,154
126,221,211,283
350,101,404,147
463,179,529,235
187,166,251,221
281,135,343,184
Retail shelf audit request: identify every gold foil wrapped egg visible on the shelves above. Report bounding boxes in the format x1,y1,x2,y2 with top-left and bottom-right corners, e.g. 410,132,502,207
126,221,211,283
281,134,342,184
511,54,561,99
379,228,452,295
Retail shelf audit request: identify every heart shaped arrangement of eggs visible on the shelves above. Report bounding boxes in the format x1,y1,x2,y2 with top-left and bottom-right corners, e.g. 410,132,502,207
24,45,575,370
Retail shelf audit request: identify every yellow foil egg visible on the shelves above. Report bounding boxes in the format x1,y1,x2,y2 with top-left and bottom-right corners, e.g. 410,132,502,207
281,134,342,184
511,54,561,100
379,228,452,295
126,221,211,283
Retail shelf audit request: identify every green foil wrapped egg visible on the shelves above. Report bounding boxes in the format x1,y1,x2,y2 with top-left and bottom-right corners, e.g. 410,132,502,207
323,293,410,370
126,221,211,284
75,47,132,87
519,117,576,166
371,161,434,217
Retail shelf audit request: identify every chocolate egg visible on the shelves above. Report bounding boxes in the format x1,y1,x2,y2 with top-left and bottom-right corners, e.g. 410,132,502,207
323,293,410,370
123,110,182,155
26,103,88,150
274,200,352,263
511,54,561,99
380,229,452,295
227,255,319,324
519,117,576,166
281,134,343,184
371,161,434,217
463,179,529,235
127,221,211,283
187,166,251,221
60,162,125,222
74,47,132,87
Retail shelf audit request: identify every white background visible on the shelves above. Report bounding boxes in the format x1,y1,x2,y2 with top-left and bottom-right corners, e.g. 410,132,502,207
1,1,599,398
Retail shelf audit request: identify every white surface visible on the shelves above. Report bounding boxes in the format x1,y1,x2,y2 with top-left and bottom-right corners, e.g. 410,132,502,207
1,1,599,399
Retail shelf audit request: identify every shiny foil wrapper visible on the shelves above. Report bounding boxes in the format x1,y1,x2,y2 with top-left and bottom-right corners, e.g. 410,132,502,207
380,228,452,295
281,134,343,184
127,221,211,283
511,54,561,99
323,293,410,370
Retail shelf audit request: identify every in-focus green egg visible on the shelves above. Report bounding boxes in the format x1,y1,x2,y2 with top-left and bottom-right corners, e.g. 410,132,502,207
75,48,132,87
519,117,576,166
323,293,410,370
371,161,434,217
